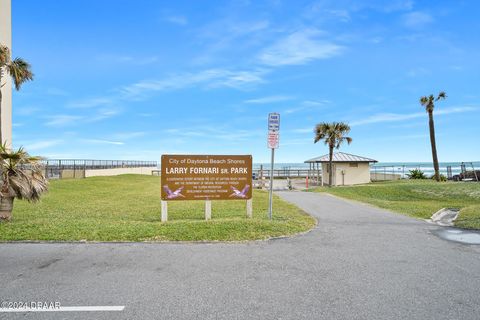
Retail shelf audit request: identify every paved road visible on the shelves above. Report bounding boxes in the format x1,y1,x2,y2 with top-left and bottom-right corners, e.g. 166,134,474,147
1,192,479,320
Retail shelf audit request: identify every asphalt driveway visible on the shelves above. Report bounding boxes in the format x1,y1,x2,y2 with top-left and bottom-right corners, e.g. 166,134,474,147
1,191,479,320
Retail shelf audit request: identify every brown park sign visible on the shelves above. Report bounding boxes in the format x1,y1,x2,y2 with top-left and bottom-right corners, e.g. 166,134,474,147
161,155,253,201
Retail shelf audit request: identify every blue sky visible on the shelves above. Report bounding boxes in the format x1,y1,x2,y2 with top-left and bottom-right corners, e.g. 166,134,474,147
10,0,480,163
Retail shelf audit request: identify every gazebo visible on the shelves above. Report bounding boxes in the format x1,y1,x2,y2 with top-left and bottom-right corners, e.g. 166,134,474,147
305,152,377,186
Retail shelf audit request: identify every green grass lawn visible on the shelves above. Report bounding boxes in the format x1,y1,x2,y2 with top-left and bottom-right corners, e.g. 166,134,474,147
0,175,315,242
313,180,480,229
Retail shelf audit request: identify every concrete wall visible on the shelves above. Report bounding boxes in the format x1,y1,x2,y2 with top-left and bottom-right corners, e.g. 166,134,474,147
322,162,371,186
60,169,85,179
85,167,157,177
0,0,12,147
371,172,401,181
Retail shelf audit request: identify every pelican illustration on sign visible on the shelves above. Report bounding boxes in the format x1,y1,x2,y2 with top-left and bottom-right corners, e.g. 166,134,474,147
229,185,250,198
163,185,185,199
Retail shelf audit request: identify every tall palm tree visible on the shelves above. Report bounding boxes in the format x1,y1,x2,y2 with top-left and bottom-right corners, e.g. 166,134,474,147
420,91,446,182
314,122,352,187
0,44,33,145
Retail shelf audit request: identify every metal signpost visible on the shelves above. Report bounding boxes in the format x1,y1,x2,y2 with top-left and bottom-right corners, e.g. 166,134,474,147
267,113,280,220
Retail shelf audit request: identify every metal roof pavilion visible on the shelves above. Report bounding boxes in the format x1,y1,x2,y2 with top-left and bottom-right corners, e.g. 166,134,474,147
305,152,378,163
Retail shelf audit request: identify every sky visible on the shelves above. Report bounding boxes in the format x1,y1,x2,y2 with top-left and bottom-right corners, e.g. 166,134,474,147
10,0,480,163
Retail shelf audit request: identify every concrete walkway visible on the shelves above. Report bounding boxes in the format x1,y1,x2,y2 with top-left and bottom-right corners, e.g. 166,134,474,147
1,192,479,320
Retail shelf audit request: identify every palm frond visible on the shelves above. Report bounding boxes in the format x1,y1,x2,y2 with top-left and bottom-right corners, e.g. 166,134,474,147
314,121,352,149
0,144,48,202
436,91,447,101
0,44,10,66
419,96,428,106
6,58,34,90
314,122,331,143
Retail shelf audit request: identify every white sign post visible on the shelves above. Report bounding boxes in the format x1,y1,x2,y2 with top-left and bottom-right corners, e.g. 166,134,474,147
267,113,280,220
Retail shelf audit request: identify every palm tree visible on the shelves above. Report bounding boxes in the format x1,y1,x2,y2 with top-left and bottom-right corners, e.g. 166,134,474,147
420,91,446,182
0,143,48,221
314,122,352,187
0,44,33,145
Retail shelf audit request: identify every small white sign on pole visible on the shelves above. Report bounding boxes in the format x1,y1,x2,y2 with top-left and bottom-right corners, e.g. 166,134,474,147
267,113,280,220
267,132,279,149
268,113,280,132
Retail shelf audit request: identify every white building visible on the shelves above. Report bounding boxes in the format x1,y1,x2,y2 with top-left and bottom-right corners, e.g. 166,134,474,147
0,0,12,147
305,152,377,186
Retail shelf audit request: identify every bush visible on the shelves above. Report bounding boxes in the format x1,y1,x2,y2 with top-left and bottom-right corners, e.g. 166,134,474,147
407,169,427,179
431,174,447,182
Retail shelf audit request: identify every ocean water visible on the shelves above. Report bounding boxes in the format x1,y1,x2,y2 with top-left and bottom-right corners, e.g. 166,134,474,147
253,161,480,177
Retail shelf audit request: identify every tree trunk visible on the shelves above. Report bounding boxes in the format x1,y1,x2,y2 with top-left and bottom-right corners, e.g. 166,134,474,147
0,196,14,221
428,110,440,182
328,145,334,187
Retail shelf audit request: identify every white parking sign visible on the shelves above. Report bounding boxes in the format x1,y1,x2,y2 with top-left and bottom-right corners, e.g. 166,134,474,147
268,113,280,132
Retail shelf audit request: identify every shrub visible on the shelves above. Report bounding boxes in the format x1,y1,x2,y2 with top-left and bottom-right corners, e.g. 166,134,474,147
431,174,447,182
407,169,427,179
0,144,48,221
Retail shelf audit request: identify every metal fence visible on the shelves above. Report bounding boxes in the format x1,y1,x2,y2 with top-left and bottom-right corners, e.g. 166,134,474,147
253,169,312,178
253,162,479,182
42,159,158,179
371,162,480,181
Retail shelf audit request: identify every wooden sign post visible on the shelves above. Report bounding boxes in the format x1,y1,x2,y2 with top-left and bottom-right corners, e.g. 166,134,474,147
205,200,212,221
161,200,168,222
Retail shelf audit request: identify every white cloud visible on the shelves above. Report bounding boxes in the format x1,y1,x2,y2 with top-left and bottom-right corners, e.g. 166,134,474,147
369,134,429,143
244,95,293,104
291,127,314,134
163,126,263,142
111,132,147,140
87,108,121,122
81,139,124,145
284,107,302,114
44,107,120,127
284,99,329,114
350,112,422,126
351,106,477,126
120,68,268,98
16,106,40,116
281,138,310,146
303,99,330,106
23,139,63,151
46,87,69,96
45,115,84,127
435,107,476,116
199,19,269,41
96,54,158,65
402,12,434,28
192,19,270,65
258,29,343,66
68,97,114,109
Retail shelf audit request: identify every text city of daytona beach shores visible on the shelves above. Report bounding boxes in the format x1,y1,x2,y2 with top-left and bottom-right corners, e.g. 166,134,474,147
161,155,253,201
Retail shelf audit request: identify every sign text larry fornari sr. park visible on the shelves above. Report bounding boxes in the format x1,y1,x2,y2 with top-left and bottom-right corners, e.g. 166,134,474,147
161,155,253,201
